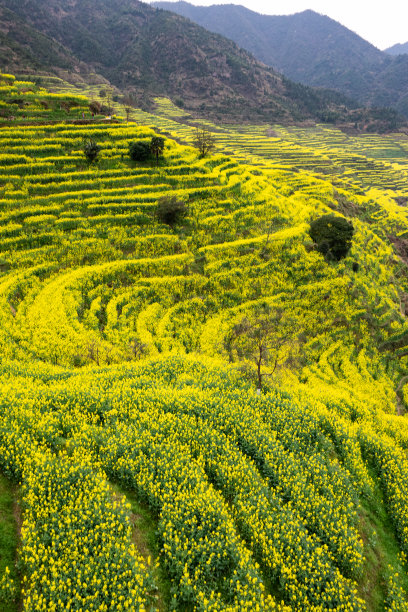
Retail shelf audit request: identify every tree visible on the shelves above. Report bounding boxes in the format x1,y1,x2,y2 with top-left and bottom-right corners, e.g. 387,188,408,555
229,305,294,391
309,214,354,261
193,127,215,157
150,136,165,166
105,87,114,116
124,106,132,122
129,140,151,162
128,338,148,359
82,137,101,164
89,100,101,115
156,195,188,226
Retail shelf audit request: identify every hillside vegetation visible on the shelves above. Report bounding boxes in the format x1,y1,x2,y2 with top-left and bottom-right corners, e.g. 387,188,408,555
0,0,404,130
154,2,408,119
1,75,408,610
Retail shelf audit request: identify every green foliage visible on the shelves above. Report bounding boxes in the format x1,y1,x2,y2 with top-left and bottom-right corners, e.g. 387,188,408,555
309,214,354,261
156,195,188,226
129,140,151,162
150,136,165,165
82,137,101,164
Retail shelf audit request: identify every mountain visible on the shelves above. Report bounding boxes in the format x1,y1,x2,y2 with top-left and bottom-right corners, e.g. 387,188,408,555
386,42,408,55
153,3,385,75
0,4,114,89
153,2,408,118
0,0,402,129
0,5,79,72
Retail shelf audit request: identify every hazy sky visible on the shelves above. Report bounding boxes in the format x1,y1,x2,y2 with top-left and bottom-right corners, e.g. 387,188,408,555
148,1,408,49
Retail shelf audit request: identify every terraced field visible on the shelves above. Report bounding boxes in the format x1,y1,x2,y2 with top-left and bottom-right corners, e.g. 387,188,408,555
2,74,408,610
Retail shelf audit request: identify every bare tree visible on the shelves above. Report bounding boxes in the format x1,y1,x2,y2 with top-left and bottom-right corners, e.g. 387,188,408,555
86,340,101,365
105,87,114,116
229,305,294,391
124,106,132,122
128,338,148,360
193,127,216,157
123,92,135,123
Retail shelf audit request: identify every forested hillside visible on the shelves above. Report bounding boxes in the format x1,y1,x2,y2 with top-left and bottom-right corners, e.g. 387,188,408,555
1,74,408,610
0,0,404,129
154,1,408,118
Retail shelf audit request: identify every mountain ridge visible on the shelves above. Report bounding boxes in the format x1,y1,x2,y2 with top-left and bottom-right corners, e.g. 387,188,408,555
153,1,408,118
386,42,408,55
0,0,403,129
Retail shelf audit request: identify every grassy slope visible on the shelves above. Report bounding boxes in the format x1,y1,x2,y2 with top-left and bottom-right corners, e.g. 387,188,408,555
1,75,408,609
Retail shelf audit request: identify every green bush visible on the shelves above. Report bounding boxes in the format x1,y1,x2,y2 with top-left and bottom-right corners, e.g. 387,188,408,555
156,196,187,226
309,214,354,261
82,137,101,164
129,140,151,162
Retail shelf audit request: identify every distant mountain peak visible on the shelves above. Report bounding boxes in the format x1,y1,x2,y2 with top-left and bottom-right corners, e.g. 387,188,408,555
0,0,362,125
153,1,408,118
386,42,408,55
0,0,404,128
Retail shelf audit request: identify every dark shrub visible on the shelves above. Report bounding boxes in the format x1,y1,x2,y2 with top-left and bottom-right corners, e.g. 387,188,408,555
89,100,101,114
129,140,151,162
82,138,101,164
309,214,354,261
156,196,187,226
150,136,165,166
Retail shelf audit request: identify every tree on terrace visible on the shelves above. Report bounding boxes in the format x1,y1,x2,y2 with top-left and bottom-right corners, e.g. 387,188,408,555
129,140,151,162
194,127,216,157
156,195,188,226
82,137,101,164
150,136,165,166
309,214,354,261
228,304,294,391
